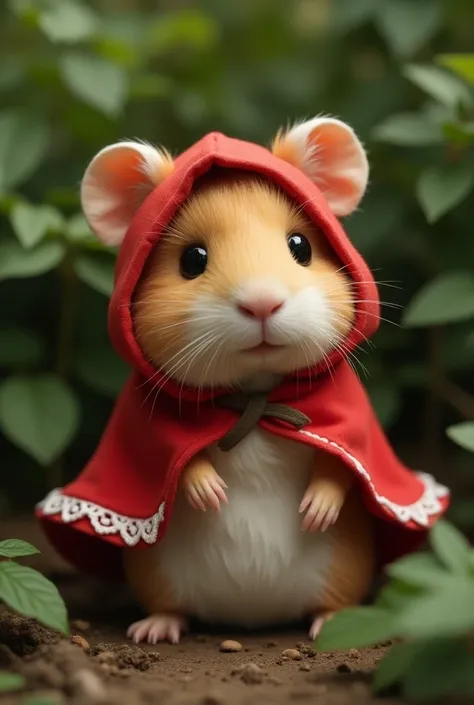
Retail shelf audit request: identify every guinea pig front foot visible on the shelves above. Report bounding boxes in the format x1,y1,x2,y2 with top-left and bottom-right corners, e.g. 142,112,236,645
308,611,335,640
127,614,188,645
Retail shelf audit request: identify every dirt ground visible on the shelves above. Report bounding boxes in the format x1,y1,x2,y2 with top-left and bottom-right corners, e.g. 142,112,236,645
0,518,451,705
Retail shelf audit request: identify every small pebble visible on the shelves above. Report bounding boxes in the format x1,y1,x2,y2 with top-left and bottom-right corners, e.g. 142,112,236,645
220,639,243,653
299,663,311,671
349,648,360,659
240,663,263,685
297,643,316,657
267,640,278,648
282,648,302,661
70,635,90,650
337,663,351,674
70,619,91,631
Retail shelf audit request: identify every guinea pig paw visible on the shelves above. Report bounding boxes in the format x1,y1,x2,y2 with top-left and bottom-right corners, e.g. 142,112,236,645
186,473,228,513
309,611,335,640
127,614,188,645
299,488,342,533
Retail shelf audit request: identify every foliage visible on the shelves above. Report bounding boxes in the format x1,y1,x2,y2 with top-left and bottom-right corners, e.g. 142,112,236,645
0,0,472,510
0,672,25,693
0,539,69,634
316,518,474,700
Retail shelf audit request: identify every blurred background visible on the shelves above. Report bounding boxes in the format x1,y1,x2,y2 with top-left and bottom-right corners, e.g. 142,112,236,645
0,0,473,532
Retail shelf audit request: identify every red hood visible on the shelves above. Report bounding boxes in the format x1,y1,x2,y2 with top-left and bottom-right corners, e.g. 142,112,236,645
108,131,380,401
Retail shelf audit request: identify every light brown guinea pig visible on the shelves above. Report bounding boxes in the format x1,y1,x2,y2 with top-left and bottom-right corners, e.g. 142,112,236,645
121,142,375,645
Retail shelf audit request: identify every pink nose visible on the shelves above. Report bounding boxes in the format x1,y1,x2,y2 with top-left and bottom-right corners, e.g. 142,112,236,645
237,297,284,320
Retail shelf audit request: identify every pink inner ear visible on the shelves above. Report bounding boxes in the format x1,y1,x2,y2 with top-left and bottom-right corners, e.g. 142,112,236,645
96,150,144,195
308,123,365,213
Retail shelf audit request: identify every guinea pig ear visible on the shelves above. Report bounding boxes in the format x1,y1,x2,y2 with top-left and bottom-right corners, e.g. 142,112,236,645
80,141,175,247
271,117,369,216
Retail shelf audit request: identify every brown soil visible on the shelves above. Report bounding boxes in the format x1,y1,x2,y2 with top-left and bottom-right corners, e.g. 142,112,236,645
0,518,454,705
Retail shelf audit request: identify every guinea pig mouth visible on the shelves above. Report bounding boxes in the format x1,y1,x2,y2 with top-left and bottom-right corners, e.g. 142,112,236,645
242,342,286,354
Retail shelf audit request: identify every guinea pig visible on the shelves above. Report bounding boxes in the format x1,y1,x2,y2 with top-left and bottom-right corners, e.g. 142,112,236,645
123,170,375,645
56,117,447,648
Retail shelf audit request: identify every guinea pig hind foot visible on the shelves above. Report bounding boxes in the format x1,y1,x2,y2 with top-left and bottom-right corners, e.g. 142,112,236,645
308,611,335,641
127,614,188,645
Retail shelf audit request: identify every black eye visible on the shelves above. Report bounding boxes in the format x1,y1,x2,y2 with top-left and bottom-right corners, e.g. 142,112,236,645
287,233,312,266
180,244,208,279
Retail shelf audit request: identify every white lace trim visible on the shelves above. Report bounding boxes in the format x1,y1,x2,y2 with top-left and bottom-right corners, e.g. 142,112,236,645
37,434,449,544
299,430,449,527
37,490,165,547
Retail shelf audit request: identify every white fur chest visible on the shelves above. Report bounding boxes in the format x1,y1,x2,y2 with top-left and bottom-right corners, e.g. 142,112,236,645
158,427,336,626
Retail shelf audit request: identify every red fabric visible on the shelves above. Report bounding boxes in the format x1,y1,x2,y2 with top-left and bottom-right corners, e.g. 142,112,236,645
36,132,449,580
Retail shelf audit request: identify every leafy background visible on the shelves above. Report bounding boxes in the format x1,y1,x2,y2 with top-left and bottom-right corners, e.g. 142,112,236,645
0,0,473,528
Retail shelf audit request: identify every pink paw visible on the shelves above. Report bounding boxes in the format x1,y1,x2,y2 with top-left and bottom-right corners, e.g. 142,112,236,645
309,612,334,640
127,614,188,644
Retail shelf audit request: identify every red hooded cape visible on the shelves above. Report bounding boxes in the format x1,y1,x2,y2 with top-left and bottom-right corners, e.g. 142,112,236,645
36,132,449,581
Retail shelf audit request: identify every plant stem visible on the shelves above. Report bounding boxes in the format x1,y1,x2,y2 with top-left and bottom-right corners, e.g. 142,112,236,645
47,246,77,490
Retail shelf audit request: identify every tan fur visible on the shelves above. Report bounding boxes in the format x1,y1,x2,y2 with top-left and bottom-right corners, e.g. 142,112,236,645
271,129,304,170
134,174,354,379
124,547,178,615
316,488,375,611
151,148,175,184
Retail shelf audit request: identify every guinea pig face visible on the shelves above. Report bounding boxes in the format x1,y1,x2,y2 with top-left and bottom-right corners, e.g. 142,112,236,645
80,116,369,390
133,176,355,389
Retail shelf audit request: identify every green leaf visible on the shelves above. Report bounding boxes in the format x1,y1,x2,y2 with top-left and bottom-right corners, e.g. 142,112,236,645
437,54,474,86
386,551,449,588
39,0,98,43
0,328,45,367
430,519,471,574
446,422,474,453
403,64,472,109
403,638,474,700
0,539,40,558
375,0,441,57
416,166,473,223
75,254,115,296
372,113,443,146
0,240,65,282
0,561,68,634
395,578,474,639
59,52,128,116
442,121,474,145
75,347,129,397
0,110,50,189
403,272,474,327
315,607,396,651
373,641,422,692
376,579,425,612
0,672,25,692
0,374,80,466
10,202,65,249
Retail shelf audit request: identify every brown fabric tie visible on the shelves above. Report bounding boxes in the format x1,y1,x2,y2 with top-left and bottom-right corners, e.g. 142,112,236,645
216,392,311,452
